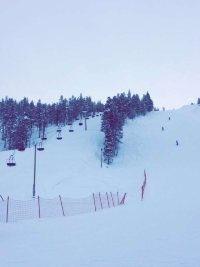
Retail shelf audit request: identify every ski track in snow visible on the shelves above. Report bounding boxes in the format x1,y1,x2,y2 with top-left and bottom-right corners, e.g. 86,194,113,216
1,105,200,266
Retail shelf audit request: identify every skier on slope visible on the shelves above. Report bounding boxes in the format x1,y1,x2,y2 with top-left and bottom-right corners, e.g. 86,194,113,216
176,140,178,146
169,117,170,120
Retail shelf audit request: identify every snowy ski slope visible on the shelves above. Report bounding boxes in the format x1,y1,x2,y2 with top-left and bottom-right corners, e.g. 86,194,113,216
0,105,200,266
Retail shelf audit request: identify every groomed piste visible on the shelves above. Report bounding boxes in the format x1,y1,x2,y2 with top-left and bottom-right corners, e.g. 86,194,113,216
0,105,200,266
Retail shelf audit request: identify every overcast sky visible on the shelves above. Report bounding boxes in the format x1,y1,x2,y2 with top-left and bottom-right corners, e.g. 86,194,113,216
0,0,199,110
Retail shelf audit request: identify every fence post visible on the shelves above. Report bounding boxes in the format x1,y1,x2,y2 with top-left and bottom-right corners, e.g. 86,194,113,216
59,195,65,216
106,192,110,208
117,192,119,205
38,196,41,218
120,193,127,205
110,192,115,206
6,196,9,223
99,193,103,209
93,193,96,212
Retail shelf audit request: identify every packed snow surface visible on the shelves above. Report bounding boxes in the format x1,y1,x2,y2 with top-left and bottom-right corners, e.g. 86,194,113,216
1,105,200,266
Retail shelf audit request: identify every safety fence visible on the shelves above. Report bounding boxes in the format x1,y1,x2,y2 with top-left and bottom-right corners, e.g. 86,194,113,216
141,170,147,200
0,192,127,223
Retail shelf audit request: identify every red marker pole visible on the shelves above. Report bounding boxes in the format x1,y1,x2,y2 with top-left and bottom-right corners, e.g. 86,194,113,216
141,186,144,200
117,192,119,205
59,195,65,216
99,193,103,209
93,193,96,211
106,192,110,208
38,196,41,218
6,196,9,223
110,192,115,206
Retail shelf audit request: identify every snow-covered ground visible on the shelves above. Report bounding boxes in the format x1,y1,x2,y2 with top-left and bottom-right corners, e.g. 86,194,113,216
1,105,200,266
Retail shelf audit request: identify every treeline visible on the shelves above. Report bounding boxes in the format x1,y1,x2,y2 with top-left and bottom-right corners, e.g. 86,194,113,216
0,94,104,150
101,91,153,164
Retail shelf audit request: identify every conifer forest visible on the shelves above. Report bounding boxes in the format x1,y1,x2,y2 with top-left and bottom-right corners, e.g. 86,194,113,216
0,91,153,164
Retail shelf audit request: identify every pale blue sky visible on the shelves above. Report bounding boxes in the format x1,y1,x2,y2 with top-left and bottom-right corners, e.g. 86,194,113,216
0,0,199,109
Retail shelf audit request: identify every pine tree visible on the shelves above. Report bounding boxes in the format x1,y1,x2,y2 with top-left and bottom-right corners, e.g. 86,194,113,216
35,100,44,138
140,95,147,116
145,92,154,112
6,99,17,149
132,94,141,116
103,122,115,164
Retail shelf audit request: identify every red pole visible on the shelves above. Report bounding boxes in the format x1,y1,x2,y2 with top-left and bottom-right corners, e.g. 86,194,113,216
99,193,103,209
110,192,115,206
38,196,41,218
6,196,9,223
144,169,146,185
106,192,110,208
93,193,96,212
119,193,127,205
117,192,119,205
141,186,144,200
59,195,65,216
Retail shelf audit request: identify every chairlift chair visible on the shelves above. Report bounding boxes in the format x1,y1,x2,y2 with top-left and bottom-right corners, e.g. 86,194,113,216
57,132,62,140
18,146,25,151
37,142,44,151
57,126,62,132
92,115,95,117
96,114,99,117
86,117,89,119
68,123,72,126
69,126,74,132
18,148,25,151
7,151,16,167
41,132,47,140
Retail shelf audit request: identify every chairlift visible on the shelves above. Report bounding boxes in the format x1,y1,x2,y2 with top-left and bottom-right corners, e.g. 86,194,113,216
79,120,83,126
18,138,25,151
57,132,62,140
68,123,72,126
37,142,44,151
57,126,62,132
69,126,74,132
41,132,47,140
7,151,16,167
18,148,25,151
86,117,89,119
